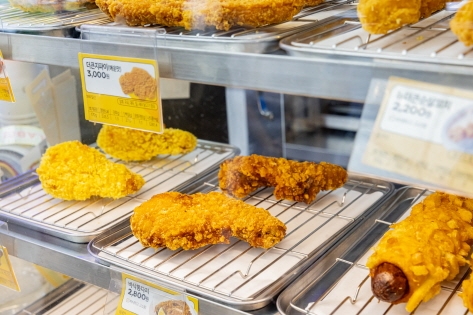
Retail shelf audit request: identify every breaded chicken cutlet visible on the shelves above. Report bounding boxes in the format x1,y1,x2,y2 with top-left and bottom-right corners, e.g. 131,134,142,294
97,125,197,162
218,154,347,204
357,0,446,34
130,191,286,250
155,300,191,315
95,0,305,30
37,141,145,200
451,1,473,46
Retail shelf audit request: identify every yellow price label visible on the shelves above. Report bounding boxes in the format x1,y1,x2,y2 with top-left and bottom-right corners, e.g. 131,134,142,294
0,246,20,291
78,53,163,133
116,274,199,315
0,51,15,103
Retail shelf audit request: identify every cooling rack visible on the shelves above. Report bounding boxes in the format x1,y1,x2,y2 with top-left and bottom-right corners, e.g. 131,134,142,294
89,174,393,311
0,140,237,242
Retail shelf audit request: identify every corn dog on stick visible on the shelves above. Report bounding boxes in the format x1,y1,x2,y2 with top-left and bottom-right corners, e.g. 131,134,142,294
366,192,473,312
451,1,473,46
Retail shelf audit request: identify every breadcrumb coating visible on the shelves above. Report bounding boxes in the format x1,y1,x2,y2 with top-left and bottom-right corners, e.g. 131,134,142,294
119,67,157,100
95,0,305,31
366,192,473,312
37,141,145,200
130,191,287,250
451,1,473,46
218,154,347,204
97,125,197,162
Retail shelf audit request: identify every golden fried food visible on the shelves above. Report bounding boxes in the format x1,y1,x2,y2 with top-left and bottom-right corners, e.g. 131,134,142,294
97,125,197,162
95,0,305,31
155,300,191,315
451,1,473,46
37,141,145,200
119,67,157,100
130,191,287,250
367,192,473,312
218,154,347,204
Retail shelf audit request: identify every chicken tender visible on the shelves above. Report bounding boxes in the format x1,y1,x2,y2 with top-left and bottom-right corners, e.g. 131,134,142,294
97,125,197,162
451,1,473,46
367,192,473,312
130,191,287,250
37,141,145,200
95,0,305,31
218,155,347,204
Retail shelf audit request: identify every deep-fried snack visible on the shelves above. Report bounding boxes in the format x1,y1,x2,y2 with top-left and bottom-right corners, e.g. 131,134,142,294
366,192,473,312
155,300,191,315
119,67,157,100
218,154,347,204
97,125,197,162
451,1,473,46
37,141,145,200
95,0,305,31
130,191,287,250
10,0,96,13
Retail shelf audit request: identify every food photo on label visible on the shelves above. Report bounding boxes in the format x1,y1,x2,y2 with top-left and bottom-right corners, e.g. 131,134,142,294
442,106,473,154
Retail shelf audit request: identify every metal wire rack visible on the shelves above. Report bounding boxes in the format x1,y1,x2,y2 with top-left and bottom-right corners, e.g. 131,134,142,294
278,187,473,315
280,7,473,66
0,141,237,242
89,176,391,310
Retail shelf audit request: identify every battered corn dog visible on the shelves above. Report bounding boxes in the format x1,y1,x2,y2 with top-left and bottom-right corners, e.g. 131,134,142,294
130,191,286,250
218,154,347,204
37,141,145,200
97,125,197,162
451,1,473,46
367,192,473,312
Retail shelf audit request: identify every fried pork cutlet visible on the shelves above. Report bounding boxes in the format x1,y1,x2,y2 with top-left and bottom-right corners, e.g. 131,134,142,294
367,192,473,312
155,300,191,315
218,155,347,204
97,125,197,162
130,191,287,250
95,0,305,31
37,141,145,200
451,1,473,46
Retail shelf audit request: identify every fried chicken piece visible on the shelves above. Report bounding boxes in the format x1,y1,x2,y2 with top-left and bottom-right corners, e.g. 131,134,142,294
451,1,473,46
218,155,347,204
37,141,145,200
130,191,286,250
97,125,197,162
95,0,305,31
119,67,157,100
367,192,473,312
155,300,191,315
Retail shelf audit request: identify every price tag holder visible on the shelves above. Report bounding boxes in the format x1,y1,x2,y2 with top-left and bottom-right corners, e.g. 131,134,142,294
116,273,199,315
348,76,473,197
0,51,15,103
78,53,164,133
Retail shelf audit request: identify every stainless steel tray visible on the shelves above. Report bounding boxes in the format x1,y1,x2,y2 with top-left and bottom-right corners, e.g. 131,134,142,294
280,6,473,67
14,279,115,315
88,174,393,311
0,140,238,243
78,0,357,53
276,187,472,315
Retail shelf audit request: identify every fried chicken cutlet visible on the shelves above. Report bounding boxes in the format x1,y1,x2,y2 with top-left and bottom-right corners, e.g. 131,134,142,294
95,0,305,31
130,191,286,250
155,300,191,315
97,125,197,162
451,1,473,46
37,141,145,200
218,155,347,204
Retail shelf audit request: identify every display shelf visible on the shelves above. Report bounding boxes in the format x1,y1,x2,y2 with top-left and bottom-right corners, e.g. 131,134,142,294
1,32,473,103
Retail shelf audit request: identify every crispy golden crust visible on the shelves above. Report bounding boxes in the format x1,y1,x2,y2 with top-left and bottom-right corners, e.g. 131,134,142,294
451,1,473,46
130,191,286,250
95,0,305,30
37,141,145,200
366,192,473,312
218,154,347,204
155,300,191,315
97,125,197,162
119,67,157,100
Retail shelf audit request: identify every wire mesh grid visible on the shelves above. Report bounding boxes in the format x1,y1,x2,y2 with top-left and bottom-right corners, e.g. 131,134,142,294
91,177,388,304
281,6,473,66
0,141,236,240
287,188,473,315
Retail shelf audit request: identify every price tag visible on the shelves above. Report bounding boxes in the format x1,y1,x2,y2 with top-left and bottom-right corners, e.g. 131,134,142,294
78,53,163,133
0,51,15,103
362,77,473,195
116,274,199,315
0,246,20,291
